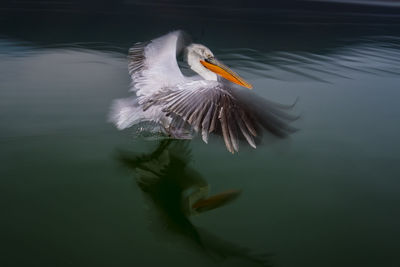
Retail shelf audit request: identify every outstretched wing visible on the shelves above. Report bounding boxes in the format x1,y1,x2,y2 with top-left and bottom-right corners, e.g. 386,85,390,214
142,81,297,153
128,30,189,97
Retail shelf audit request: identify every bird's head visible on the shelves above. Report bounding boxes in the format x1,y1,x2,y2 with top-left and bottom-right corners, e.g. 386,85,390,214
185,43,253,89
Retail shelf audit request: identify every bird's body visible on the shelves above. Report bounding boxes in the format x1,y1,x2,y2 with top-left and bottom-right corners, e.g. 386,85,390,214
111,30,296,153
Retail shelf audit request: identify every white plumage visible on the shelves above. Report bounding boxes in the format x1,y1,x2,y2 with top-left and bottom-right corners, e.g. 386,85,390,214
110,30,297,153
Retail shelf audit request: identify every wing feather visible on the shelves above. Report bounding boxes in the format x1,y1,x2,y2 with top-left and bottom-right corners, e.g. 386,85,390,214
175,91,199,116
234,110,256,149
219,106,234,153
209,102,219,134
128,31,188,97
226,105,239,152
240,110,257,137
194,102,210,130
141,81,296,153
201,103,215,143
190,94,210,126
168,93,190,114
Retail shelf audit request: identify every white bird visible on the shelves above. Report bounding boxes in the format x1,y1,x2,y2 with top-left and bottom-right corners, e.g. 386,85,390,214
110,30,296,153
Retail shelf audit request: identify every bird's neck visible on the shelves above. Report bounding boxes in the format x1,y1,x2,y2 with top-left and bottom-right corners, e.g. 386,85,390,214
188,56,217,81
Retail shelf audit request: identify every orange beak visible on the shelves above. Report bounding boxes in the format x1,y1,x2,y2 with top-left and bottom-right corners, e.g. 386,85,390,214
200,58,253,89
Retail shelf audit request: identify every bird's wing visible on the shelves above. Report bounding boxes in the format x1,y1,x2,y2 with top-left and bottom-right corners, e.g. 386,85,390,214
141,81,297,153
128,30,188,97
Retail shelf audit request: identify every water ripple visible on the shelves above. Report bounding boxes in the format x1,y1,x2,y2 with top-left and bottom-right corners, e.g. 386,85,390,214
1,36,400,83
217,36,400,82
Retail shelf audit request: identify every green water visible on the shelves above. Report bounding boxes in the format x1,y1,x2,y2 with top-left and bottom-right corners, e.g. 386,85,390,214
1,18,400,267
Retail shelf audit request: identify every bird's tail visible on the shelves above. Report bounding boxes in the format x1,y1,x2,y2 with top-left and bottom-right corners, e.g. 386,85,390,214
109,97,148,130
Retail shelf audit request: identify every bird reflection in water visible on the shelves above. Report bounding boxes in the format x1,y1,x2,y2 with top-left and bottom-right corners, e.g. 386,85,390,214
116,140,272,266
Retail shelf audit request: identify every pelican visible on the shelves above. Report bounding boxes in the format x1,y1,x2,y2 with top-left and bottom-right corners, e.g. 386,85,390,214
111,30,296,153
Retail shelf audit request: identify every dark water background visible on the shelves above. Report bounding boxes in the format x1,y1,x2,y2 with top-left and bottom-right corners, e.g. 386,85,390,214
1,1,400,266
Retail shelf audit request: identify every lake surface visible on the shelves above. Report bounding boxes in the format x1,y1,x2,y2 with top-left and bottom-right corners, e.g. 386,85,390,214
1,2,400,267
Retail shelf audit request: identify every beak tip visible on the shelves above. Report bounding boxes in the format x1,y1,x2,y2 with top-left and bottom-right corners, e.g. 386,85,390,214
244,83,253,89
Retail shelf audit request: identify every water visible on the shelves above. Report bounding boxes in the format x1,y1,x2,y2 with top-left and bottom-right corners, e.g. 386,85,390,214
1,2,400,267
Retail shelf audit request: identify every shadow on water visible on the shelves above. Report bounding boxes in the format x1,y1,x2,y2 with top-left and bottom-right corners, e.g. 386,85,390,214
116,140,273,266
